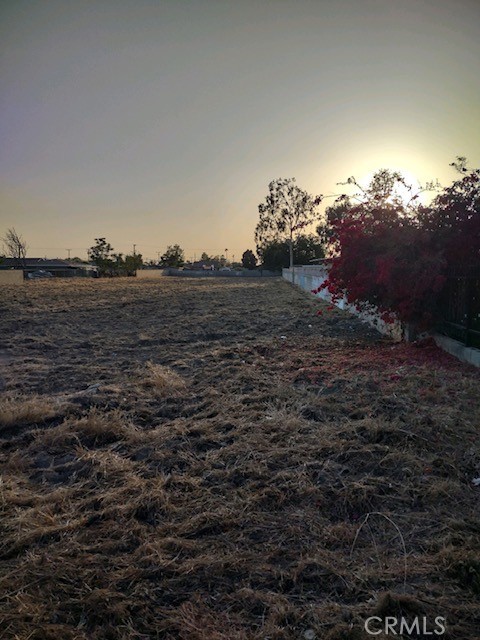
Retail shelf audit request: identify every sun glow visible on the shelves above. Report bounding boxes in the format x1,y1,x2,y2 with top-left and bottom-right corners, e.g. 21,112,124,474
357,167,433,207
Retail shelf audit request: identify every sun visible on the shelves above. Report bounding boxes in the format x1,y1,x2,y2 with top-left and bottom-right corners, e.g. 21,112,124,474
358,167,430,207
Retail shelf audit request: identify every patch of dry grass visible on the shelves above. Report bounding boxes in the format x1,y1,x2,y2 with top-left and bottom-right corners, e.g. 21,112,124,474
140,360,187,396
0,277,479,639
0,394,65,429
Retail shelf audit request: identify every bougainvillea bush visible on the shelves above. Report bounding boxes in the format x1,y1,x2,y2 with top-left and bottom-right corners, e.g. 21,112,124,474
419,159,480,271
320,161,480,329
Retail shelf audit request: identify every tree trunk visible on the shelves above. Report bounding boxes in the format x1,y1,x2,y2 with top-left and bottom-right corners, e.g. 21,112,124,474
289,233,294,284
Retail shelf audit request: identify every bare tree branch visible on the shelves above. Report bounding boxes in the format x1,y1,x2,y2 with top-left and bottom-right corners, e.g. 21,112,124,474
2,228,28,269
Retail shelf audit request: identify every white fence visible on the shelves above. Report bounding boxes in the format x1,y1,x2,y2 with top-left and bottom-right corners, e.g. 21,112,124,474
283,265,403,341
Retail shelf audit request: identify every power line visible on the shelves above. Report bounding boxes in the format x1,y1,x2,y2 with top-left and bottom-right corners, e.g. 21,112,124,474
28,246,87,250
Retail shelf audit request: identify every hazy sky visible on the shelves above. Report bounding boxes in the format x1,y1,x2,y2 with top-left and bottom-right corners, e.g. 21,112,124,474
1,0,479,262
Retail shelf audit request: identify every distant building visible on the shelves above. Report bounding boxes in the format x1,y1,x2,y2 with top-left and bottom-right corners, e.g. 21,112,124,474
0,258,98,278
184,261,215,271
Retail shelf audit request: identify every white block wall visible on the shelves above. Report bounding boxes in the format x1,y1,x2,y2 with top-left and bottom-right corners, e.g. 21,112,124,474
283,265,403,341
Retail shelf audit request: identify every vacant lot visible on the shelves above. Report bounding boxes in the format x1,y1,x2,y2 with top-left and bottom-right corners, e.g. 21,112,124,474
0,277,479,639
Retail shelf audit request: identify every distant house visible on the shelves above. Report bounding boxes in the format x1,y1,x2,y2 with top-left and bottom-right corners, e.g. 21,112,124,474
0,258,98,278
184,261,215,271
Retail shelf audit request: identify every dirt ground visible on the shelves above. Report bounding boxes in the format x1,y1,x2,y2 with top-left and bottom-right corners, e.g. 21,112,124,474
0,277,479,639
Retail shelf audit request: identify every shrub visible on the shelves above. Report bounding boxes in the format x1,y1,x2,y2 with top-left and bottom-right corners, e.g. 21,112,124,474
321,162,479,329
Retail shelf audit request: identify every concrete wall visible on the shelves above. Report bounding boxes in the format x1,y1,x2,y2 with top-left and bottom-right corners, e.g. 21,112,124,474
433,334,480,368
136,268,280,279
0,270,24,285
283,265,403,341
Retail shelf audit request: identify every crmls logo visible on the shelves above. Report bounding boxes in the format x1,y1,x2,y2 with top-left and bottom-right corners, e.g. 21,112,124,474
364,616,447,636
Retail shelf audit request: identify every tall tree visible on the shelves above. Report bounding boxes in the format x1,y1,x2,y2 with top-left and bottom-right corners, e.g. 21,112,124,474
2,228,27,268
160,244,185,268
88,240,143,276
124,253,143,276
255,178,322,281
88,238,115,276
241,249,257,270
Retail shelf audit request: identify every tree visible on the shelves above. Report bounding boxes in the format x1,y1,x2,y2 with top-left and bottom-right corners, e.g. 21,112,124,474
88,238,115,276
294,234,325,264
241,249,257,270
259,240,289,271
317,196,353,250
212,254,226,268
124,253,143,276
259,234,325,271
88,239,143,276
142,259,157,267
255,178,322,281
160,244,185,268
2,228,27,268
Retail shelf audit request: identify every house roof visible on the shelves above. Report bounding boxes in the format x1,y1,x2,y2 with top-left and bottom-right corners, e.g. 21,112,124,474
0,258,97,270
185,261,214,269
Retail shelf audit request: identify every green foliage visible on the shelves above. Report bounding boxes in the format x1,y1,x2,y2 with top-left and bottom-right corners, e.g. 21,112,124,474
294,234,326,264
113,252,143,276
124,254,143,275
259,234,325,271
88,238,142,276
259,240,288,271
241,249,257,270
88,238,114,276
212,254,226,268
160,244,185,268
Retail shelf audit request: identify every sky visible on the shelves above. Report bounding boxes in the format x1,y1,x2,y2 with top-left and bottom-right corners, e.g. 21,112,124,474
1,0,479,262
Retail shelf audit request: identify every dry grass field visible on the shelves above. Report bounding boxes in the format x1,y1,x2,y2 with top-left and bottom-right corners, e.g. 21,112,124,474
0,277,479,639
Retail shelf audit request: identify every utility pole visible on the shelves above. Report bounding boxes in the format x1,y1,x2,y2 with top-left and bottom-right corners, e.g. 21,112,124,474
66,249,71,260
133,244,136,256
225,248,228,264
